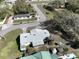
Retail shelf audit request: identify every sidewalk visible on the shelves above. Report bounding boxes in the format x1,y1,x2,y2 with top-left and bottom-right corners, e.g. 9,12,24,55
0,16,7,24
7,16,13,24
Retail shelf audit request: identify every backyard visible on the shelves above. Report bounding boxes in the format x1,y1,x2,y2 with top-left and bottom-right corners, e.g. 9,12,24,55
0,29,23,59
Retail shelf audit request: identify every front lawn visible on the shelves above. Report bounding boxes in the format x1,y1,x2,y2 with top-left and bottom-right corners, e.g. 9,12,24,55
75,52,79,58
0,29,23,59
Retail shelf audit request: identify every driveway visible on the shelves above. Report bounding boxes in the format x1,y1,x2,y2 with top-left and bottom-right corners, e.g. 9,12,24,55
31,4,47,22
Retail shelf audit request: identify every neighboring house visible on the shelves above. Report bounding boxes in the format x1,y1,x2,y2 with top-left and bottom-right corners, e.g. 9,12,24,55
20,29,50,51
20,51,58,59
12,14,32,20
5,0,16,4
30,0,51,1
5,0,52,4
59,53,78,59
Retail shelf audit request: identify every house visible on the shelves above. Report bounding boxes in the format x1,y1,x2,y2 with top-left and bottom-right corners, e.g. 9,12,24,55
20,51,58,59
58,53,78,59
20,29,50,51
12,14,32,20
5,0,51,4
5,0,16,4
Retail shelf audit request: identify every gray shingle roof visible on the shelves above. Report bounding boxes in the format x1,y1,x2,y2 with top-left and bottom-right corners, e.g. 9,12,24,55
20,29,50,51
13,14,31,19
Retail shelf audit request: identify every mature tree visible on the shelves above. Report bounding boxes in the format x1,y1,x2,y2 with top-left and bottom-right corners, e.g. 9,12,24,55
42,10,79,48
48,0,66,9
0,7,12,21
65,1,79,14
13,0,33,14
0,0,4,2
43,0,62,11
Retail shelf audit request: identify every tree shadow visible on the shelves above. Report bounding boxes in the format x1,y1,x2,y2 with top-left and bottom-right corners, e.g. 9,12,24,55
70,41,79,49
16,35,20,51
16,57,19,59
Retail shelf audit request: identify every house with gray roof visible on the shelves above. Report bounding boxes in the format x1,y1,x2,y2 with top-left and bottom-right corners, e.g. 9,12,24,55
20,29,50,51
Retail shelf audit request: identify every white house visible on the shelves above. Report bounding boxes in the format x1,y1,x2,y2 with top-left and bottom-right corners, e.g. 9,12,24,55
12,14,32,20
20,29,50,51
5,0,16,4
5,0,53,4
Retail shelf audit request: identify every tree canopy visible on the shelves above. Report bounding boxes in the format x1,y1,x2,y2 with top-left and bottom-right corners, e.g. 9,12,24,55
42,10,79,48
13,0,33,14
0,7,12,21
0,0,4,3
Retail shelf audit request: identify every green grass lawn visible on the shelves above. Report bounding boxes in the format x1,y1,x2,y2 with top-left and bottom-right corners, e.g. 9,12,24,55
37,5,54,20
0,29,23,59
75,52,79,58
0,19,4,22
44,9,54,20
72,49,79,59
43,6,57,20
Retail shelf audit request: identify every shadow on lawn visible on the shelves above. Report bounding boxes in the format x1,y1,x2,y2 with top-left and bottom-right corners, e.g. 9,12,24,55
16,35,20,51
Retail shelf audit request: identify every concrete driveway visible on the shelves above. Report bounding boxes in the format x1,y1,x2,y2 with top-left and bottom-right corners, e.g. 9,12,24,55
32,4,47,22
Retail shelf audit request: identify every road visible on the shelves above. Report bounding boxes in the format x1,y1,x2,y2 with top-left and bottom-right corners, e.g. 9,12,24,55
0,22,40,36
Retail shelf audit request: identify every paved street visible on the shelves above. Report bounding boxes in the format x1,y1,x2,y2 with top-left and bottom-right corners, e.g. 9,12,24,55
0,22,40,36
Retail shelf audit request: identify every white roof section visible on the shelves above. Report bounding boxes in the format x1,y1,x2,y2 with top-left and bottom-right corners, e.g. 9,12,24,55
53,48,57,54
59,53,77,59
64,53,77,59
20,29,50,50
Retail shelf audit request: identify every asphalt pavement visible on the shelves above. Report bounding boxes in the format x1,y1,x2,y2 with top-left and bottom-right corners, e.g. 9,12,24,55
31,4,47,22
0,22,40,36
